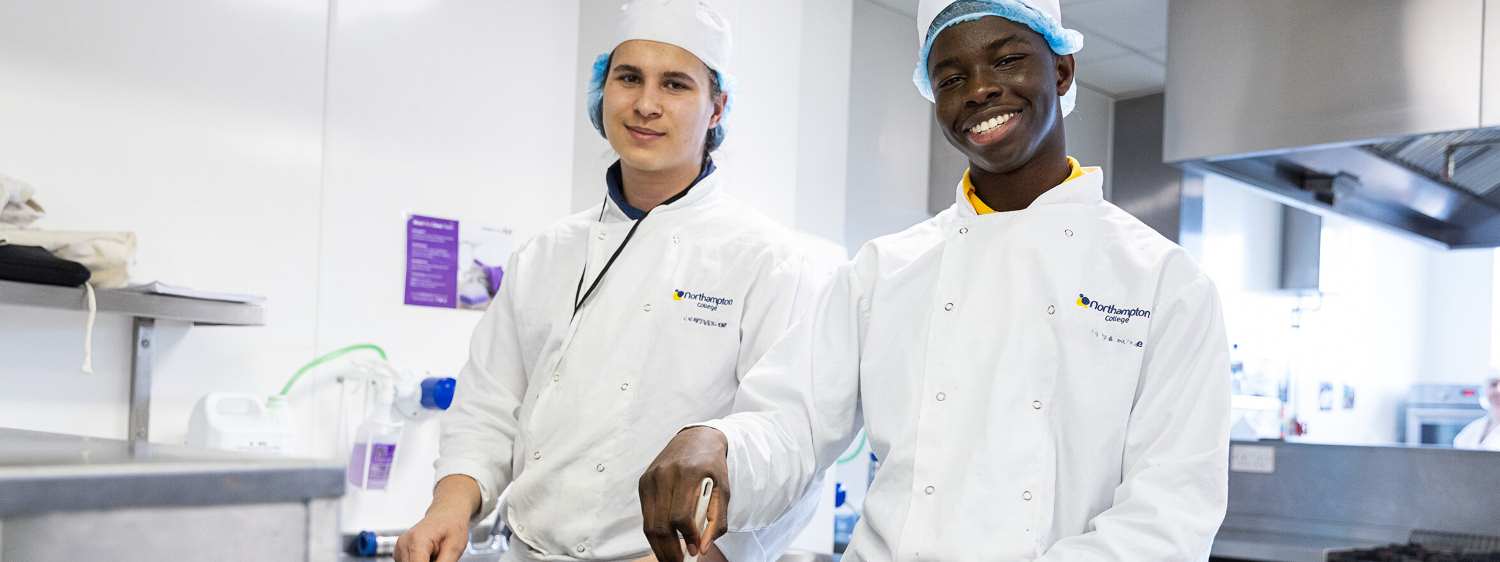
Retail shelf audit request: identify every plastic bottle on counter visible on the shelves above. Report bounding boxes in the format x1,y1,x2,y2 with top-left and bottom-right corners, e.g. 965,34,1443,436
347,415,401,490
833,483,859,561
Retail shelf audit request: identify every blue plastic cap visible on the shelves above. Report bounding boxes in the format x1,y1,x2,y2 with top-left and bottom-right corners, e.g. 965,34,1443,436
421,377,457,410
356,531,378,556
835,483,847,507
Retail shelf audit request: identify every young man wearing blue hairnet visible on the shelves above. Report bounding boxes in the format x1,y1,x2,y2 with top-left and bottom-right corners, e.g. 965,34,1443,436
640,1,1232,560
395,1,831,561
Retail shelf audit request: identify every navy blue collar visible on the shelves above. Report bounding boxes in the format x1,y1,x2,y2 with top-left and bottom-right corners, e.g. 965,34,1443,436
605,158,717,220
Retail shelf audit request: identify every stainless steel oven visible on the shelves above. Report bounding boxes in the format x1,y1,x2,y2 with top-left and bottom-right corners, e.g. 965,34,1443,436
1405,384,1486,446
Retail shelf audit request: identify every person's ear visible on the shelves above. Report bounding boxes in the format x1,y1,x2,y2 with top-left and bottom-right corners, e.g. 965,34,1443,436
1055,52,1076,99
708,91,727,129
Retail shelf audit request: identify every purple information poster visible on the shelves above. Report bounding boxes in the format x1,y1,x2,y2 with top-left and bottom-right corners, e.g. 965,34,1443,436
404,214,460,308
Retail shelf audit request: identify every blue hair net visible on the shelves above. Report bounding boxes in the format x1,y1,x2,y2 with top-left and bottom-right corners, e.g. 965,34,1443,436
587,52,734,152
912,0,1084,110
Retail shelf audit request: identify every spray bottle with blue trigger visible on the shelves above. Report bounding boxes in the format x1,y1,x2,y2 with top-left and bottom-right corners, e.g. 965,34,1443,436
340,358,456,490
274,344,456,491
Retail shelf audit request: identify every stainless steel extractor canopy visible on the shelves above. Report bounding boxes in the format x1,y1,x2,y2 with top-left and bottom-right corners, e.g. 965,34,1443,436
1163,0,1500,249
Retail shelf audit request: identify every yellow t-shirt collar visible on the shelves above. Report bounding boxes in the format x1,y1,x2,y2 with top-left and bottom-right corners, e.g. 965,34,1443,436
963,156,1085,215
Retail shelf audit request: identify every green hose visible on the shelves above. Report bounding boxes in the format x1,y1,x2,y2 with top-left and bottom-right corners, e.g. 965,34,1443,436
835,429,868,464
279,343,388,396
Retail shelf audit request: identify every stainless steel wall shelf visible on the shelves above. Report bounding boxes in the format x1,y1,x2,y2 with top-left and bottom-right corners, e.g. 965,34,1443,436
0,280,264,326
0,280,266,442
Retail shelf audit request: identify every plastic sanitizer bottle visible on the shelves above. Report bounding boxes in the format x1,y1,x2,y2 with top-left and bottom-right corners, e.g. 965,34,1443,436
833,482,860,560
347,407,402,490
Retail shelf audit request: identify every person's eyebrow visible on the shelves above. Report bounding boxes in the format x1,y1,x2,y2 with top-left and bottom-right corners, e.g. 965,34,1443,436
611,63,643,74
661,70,699,86
931,33,1020,73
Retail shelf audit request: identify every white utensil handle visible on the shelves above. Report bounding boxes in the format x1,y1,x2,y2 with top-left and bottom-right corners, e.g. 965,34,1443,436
683,477,714,562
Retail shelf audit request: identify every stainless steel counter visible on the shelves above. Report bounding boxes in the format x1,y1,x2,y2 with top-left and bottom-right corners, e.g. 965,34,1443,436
1210,440,1500,562
335,547,832,562
1212,528,1388,562
1,427,344,562
0,427,343,516
338,553,501,562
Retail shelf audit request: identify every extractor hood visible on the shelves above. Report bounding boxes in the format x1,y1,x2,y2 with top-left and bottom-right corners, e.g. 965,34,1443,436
1164,0,1500,249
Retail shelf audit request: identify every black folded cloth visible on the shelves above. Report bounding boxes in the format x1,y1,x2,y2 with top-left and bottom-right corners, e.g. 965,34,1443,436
0,244,91,287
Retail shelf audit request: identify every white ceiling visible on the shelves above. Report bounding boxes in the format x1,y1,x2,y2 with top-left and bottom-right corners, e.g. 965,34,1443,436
864,0,1169,98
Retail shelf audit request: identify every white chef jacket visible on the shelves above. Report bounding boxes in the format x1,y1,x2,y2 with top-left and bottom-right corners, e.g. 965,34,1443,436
700,167,1232,561
435,171,829,562
1454,415,1500,451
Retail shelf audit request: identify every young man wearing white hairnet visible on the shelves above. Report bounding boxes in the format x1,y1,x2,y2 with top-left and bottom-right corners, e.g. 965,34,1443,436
640,1,1232,560
395,1,830,561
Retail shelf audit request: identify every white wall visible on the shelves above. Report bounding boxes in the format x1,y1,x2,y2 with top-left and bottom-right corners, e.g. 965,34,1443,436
1421,248,1494,384
1290,213,1433,445
1066,85,1115,196
0,0,582,535
846,0,932,250
1198,174,1288,350
0,0,328,441
795,0,855,246
317,0,580,532
571,0,616,214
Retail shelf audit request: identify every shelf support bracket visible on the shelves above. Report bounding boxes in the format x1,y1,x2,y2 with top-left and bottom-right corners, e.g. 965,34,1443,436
128,317,156,443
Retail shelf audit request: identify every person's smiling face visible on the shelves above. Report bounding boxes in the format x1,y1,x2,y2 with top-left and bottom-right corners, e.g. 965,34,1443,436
601,40,724,173
927,16,1074,174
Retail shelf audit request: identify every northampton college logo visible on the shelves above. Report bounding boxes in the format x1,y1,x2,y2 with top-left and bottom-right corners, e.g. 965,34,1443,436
673,289,734,312
1077,293,1151,324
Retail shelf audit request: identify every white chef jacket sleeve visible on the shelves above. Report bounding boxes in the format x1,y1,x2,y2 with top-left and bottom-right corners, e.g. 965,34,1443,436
717,250,840,562
1037,273,1231,562
696,261,866,533
734,250,839,380
433,250,529,525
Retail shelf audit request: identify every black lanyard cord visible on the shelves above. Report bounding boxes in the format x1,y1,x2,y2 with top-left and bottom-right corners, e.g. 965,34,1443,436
572,186,694,318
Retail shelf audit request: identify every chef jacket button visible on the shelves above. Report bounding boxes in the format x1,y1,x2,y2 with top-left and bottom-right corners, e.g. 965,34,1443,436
552,372,561,382
1046,305,1056,315
1022,490,1033,501
516,524,525,532
936,392,947,402
1064,229,1074,238
943,302,954,311
597,232,606,241
1032,400,1043,410
925,485,936,495
532,451,542,461
958,226,969,235
576,544,587,553
672,235,681,244
596,463,606,473
620,382,631,391
642,303,652,312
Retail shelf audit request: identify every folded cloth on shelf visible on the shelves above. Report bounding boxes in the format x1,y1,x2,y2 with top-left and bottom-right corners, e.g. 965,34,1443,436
0,174,45,229
0,242,103,373
0,243,91,287
0,230,136,288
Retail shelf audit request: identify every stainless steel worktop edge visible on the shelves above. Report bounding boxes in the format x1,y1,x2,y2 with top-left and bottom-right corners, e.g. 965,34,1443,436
0,428,344,517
